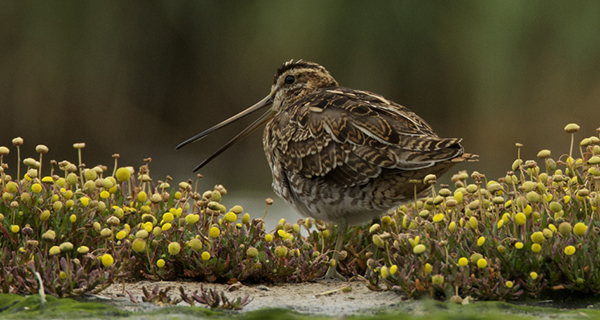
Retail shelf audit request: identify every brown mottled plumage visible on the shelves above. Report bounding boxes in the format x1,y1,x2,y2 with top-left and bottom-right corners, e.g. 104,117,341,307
177,60,477,279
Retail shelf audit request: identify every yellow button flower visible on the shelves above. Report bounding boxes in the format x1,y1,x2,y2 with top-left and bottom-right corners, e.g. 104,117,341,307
138,191,147,202
477,236,485,246
424,263,433,274
31,183,42,193
102,254,114,267
530,272,538,280
162,212,174,223
477,258,487,268
573,222,587,236
515,212,526,225
564,245,576,256
168,242,181,255
390,265,398,275
515,242,524,249
209,226,220,238
115,167,131,182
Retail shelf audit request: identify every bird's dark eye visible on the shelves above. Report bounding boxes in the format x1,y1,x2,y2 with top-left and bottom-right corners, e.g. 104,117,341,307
284,75,295,84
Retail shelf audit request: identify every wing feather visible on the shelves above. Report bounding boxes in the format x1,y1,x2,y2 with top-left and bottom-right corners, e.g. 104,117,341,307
273,87,465,187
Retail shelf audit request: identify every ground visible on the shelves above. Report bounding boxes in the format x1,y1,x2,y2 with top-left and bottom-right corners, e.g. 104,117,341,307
99,279,402,316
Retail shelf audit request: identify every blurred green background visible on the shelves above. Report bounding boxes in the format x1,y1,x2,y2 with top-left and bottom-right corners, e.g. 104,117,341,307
2,1,600,215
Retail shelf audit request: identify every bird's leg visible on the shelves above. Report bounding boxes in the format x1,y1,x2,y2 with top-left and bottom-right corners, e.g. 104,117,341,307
325,217,347,280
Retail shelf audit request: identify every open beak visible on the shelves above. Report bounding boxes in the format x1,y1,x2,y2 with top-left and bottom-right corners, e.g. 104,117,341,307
176,95,275,172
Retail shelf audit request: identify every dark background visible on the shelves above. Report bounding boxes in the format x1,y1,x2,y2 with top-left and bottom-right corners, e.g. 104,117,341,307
2,1,600,206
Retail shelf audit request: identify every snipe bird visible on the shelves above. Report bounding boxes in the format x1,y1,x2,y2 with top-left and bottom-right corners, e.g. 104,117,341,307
177,59,476,279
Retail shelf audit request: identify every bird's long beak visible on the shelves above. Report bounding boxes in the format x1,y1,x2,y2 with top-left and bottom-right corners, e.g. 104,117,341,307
176,95,275,172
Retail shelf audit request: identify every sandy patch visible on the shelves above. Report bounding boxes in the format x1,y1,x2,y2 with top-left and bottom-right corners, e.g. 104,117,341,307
98,279,403,316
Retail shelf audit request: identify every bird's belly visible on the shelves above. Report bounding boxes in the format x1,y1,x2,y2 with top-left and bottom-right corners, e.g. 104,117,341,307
272,171,420,226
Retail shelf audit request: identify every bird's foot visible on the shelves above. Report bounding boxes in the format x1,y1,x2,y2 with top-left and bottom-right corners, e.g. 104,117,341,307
323,265,346,281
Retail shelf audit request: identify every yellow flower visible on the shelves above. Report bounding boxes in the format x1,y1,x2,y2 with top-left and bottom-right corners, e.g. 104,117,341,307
100,191,110,199
531,243,541,253
515,242,524,249
390,265,398,275
469,217,478,229
70,214,77,223
548,224,557,232
10,225,20,233
132,239,146,252
448,221,456,233
162,212,174,223
531,231,545,244
168,242,181,255
477,258,487,268
432,274,444,285
573,222,587,236
80,197,90,207
5,182,18,193
454,191,463,204
189,238,202,250
380,266,390,279
477,236,485,246
458,257,468,266
31,183,42,193
56,178,66,187
40,210,51,221
424,263,433,274
515,212,526,225
277,229,286,238
201,251,211,261
242,213,250,224
225,211,237,222
185,214,199,224
136,229,149,239
162,223,172,231
505,281,513,288
77,246,89,254
530,272,538,280
175,208,183,217
175,191,182,200
49,246,61,255
413,244,426,254
102,254,114,267
115,167,131,182
265,234,273,242
116,230,127,240
138,191,147,203
59,271,67,280
209,226,220,238
153,226,162,237
497,219,504,229
156,259,165,268
564,245,576,256
432,213,444,223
